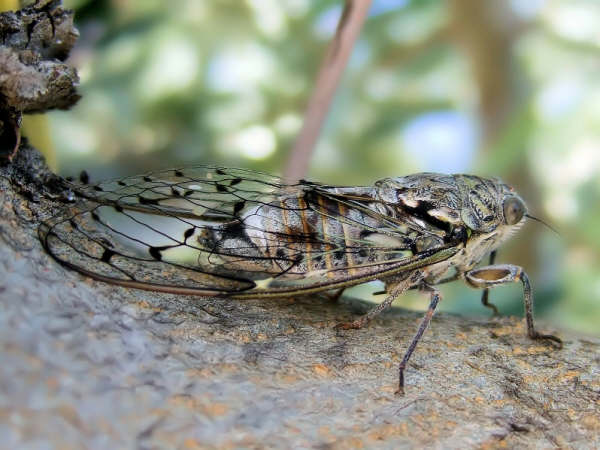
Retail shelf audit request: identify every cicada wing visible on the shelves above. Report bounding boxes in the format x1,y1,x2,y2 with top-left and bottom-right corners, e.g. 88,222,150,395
39,166,457,296
39,166,296,294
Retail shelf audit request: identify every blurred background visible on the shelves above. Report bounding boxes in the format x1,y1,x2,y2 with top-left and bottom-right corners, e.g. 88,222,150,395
36,0,600,335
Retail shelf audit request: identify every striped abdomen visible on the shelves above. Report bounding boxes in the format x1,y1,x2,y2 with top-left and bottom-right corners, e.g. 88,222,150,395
207,190,413,279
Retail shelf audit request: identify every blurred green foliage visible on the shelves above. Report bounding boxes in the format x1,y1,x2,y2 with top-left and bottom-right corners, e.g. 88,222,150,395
48,0,600,335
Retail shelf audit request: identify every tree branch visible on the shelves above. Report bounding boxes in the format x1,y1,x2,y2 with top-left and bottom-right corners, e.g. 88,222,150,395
284,0,372,180
1,145,598,448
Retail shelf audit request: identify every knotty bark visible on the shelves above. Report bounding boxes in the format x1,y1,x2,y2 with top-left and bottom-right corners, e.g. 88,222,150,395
0,146,598,449
0,0,79,161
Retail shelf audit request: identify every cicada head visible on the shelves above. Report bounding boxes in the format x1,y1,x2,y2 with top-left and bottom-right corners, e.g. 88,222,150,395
456,175,528,237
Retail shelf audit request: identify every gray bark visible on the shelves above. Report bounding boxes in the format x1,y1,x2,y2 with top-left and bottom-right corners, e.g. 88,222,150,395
0,147,599,449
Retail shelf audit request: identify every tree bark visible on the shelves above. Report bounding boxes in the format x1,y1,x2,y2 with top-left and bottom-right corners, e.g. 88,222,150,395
0,0,79,161
0,146,598,449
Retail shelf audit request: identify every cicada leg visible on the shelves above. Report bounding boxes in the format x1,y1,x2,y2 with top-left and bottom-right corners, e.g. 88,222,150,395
397,286,441,395
334,273,419,330
334,272,421,330
334,289,400,330
480,251,499,316
322,287,345,303
465,264,562,346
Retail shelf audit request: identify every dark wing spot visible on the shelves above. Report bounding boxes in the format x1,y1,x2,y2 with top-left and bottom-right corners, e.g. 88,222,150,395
183,227,195,240
305,231,319,242
215,184,228,193
91,211,100,221
69,219,78,229
143,176,152,182
230,178,242,186
184,190,194,197
114,204,124,213
117,180,127,186
101,249,115,263
149,247,163,260
276,248,286,258
233,201,245,215
222,221,246,239
334,250,345,259
174,170,184,177
93,185,103,192
171,187,181,196
138,196,160,205
358,249,368,258
216,169,226,175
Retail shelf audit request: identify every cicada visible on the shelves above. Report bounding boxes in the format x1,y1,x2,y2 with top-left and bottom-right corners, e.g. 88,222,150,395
38,167,561,393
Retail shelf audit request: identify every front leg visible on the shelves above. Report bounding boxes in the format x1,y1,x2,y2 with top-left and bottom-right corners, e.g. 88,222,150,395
465,264,562,346
480,250,499,316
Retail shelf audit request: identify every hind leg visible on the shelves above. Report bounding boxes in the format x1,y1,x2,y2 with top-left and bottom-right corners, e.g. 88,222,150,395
334,276,415,330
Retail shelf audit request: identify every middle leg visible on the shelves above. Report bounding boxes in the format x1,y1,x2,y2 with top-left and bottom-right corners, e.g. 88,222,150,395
396,286,442,395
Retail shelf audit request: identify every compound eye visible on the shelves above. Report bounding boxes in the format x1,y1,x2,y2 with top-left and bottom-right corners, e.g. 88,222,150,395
503,197,525,225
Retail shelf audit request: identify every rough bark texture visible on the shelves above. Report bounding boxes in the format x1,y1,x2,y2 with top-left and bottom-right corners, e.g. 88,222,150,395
0,147,599,449
0,0,79,160
0,0,79,110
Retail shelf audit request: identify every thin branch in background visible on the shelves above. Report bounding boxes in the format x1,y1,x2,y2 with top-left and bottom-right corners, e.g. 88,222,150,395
284,0,373,181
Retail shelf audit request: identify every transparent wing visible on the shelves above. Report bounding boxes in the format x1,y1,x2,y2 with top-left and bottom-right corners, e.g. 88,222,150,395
39,166,457,297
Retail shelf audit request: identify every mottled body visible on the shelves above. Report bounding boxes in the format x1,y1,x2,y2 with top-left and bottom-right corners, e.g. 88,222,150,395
187,172,522,294
39,167,561,393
